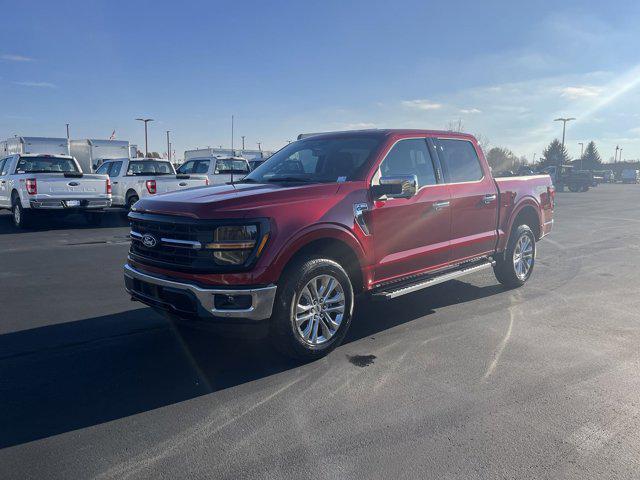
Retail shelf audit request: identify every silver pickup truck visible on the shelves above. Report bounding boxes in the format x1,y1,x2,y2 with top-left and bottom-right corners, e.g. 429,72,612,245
0,154,112,228
95,158,209,209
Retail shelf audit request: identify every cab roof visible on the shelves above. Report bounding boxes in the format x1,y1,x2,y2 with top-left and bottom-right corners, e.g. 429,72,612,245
297,129,477,142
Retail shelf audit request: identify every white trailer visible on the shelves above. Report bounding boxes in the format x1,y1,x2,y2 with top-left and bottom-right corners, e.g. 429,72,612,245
1,137,69,157
184,147,272,162
69,139,131,173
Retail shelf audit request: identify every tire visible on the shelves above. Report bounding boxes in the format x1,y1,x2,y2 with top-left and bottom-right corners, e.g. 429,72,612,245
126,193,139,211
84,211,104,226
269,257,354,360
11,194,32,229
568,183,580,192
581,185,589,192
494,224,536,288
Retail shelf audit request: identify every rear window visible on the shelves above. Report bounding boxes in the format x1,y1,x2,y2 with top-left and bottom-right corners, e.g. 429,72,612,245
215,159,249,174
127,160,174,175
435,139,483,183
15,156,79,174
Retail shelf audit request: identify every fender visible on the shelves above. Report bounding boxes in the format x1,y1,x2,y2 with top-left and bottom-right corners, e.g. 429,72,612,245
270,222,368,280
499,195,542,252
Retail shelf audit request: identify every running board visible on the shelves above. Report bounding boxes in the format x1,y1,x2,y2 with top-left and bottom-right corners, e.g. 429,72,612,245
371,259,495,300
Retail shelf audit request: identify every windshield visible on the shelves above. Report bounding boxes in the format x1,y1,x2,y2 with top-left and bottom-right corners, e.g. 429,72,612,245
15,156,79,174
215,159,250,174
243,136,382,183
127,160,175,175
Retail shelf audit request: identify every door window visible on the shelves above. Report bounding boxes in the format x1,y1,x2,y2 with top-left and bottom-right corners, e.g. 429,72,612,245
376,138,437,188
96,162,111,175
194,160,210,174
436,139,483,183
177,161,196,174
110,161,122,177
0,159,6,176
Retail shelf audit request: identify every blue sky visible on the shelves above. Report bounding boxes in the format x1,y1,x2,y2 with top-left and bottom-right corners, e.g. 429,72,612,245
1,0,640,161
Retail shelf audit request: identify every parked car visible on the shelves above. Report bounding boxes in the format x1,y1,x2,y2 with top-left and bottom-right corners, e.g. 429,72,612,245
621,169,640,184
540,165,592,192
0,154,111,228
95,158,209,209
123,129,554,359
176,156,251,185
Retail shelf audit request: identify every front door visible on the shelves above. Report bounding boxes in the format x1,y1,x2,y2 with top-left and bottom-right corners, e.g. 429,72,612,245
369,138,452,284
434,138,499,263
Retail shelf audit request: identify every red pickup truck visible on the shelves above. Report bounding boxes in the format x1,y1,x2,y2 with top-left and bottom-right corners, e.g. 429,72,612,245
124,130,554,359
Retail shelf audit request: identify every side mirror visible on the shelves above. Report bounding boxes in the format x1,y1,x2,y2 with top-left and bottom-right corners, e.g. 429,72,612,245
371,174,418,199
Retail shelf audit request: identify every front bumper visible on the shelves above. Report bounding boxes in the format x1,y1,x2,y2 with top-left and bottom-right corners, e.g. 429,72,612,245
123,263,277,322
29,198,112,210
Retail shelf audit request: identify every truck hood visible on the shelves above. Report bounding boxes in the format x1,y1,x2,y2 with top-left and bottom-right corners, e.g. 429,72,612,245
133,182,341,219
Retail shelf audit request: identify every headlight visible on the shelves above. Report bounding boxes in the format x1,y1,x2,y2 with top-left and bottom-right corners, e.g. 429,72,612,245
205,225,258,265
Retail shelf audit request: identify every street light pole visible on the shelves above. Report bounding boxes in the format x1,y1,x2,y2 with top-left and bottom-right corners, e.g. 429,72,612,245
554,117,576,151
241,135,245,151
619,147,623,162
65,123,70,155
578,142,584,170
135,118,154,157
615,145,619,162
166,131,171,162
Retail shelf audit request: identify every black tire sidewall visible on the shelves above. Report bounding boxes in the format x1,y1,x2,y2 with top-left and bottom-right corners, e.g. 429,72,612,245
11,196,27,228
495,224,536,287
271,258,354,359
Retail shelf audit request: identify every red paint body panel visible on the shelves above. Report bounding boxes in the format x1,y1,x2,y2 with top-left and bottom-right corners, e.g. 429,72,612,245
129,129,554,292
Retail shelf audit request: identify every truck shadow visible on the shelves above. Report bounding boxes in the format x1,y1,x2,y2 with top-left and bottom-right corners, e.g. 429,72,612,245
0,210,129,234
0,280,504,449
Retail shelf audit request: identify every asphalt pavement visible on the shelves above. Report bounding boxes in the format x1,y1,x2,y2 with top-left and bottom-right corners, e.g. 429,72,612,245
1,185,640,479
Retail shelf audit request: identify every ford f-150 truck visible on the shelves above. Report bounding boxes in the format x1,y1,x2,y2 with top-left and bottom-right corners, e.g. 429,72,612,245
95,158,209,209
124,130,554,359
0,154,112,228
176,156,251,185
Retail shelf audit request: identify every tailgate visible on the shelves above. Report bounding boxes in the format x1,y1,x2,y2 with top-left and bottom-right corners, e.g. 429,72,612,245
156,175,208,194
33,174,108,197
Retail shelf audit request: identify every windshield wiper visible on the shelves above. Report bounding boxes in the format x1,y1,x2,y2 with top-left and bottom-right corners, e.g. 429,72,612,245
235,178,262,183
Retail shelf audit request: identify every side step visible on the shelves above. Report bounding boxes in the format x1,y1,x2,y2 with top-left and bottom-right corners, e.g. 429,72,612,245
371,259,496,300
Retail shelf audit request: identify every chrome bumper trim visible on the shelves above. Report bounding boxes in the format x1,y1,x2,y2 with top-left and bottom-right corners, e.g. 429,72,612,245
29,199,112,209
123,263,277,321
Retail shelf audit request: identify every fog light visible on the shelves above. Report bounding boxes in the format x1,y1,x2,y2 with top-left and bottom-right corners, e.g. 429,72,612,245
214,294,252,310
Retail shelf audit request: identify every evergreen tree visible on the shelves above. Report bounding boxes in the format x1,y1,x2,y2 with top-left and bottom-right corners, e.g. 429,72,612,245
579,141,602,170
539,139,570,167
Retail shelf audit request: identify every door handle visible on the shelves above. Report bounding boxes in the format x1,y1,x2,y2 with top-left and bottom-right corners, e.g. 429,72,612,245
113,181,119,184
433,200,450,211
482,194,497,204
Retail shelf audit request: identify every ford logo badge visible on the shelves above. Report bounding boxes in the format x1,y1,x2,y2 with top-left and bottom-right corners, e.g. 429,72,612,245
141,234,158,248
68,182,79,186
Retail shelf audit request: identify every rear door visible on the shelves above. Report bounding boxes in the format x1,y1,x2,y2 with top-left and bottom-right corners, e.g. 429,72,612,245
434,138,498,263
369,137,452,283
106,161,124,204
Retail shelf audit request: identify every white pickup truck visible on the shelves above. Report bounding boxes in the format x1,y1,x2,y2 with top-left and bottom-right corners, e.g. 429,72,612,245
95,158,209,209
0,154,112,228
176,156,250,185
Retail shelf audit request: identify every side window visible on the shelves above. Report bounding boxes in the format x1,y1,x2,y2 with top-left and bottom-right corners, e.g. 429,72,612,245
0,159,6,176
95,162,111,175
436,139,483,183
377,138,437,188
110,161,122,177
177,161,196,174
194,160,209,174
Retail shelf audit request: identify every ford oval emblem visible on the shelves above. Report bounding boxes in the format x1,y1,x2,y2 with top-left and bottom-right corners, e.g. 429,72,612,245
141,234,158,248
68,182,79,186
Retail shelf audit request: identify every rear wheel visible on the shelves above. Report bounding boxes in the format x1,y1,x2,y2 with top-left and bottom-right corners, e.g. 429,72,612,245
568,183,580,192
126,193,139,211
494,224,536,288
270,257,354,360
11,194,32,229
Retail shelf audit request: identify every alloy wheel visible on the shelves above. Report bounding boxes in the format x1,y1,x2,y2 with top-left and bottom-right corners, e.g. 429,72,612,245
294,274,345,345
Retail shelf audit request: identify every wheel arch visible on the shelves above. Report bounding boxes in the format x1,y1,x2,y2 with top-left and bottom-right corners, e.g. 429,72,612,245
273,225,367,294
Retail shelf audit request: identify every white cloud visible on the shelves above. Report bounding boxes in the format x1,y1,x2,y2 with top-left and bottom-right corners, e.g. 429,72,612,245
460,108,482,114
2,54,33,62
401,99,442,111
560,85,603,99
13,81,56,88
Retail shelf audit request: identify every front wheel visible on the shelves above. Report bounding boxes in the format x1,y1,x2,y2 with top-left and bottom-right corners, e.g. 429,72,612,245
270,258,354,360
494,224,536,288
